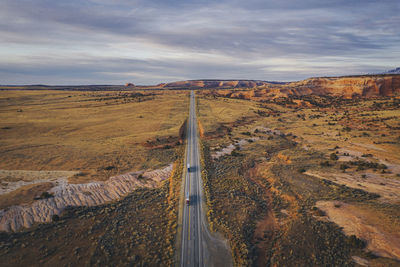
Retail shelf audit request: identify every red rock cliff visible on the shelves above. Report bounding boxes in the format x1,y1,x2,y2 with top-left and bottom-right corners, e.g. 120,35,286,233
161,75,400,98
288,75,400,98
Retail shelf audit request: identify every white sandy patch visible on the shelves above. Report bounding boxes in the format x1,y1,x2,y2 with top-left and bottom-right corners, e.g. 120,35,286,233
305,170,400,202
352,142,386,152
212,125,285,159
212,138,258,159
317,201,400,261
337,148,400,175
254,126,282,135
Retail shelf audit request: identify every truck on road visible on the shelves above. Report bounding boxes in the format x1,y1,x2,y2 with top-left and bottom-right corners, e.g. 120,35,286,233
187,163,190,172
186,196,190,205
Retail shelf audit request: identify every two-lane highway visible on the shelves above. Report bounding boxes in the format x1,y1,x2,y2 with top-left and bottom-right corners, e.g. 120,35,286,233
180,91,232,267
181,91,204,266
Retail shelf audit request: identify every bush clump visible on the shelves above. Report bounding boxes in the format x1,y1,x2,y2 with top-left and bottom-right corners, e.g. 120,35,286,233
347,235,366,249
330,153,339,160
312,207,326,216
52,214,60,222
320,161,331,167
350,160,387,170
298,168,307,173
34,191,54,200
104,165,115,171
340,164,349,170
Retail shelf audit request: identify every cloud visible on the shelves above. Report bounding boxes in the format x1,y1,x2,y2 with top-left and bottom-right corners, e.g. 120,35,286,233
0,0,399,84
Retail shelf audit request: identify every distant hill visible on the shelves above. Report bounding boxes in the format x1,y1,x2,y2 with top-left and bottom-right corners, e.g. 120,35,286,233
160,80,274,89
383,67,400,74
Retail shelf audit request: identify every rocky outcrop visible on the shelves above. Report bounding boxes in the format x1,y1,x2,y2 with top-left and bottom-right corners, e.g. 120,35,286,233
0,165,172,232
286,75,400,98
166,75,400,99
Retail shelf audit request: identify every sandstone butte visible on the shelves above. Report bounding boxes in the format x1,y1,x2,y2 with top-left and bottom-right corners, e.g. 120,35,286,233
159,74,400,99
0,165,172,232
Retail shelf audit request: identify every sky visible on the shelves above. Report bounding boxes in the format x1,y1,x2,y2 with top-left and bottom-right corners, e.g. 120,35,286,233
0,0,399,85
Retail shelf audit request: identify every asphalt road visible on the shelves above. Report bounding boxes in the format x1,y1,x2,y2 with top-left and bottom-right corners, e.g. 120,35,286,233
180,91,232,267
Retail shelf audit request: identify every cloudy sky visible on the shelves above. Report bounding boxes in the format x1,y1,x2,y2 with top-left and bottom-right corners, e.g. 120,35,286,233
0,0,399,85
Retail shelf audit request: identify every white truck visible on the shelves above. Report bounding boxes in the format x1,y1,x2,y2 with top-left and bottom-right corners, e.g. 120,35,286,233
187,163,190,172
186,196,190,205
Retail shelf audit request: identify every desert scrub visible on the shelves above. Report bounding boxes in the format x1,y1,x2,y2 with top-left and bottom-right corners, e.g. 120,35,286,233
165,145,184,265
319,179,380,202
200,139,270,266
271,212,354,266
0,185,174,266
198,139,216,231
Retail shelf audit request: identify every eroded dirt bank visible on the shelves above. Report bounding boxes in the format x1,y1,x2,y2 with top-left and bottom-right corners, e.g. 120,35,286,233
0,165,172,232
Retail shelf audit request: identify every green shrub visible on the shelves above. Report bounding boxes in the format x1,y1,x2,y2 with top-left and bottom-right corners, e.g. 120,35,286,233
104,165,115,170
298,168,306,173
313,208,326,216
350,160,387,170
330,153,339,160
347,235,366,249
52,214,60,221
361,153,373,157
340,164,349,170
40,191,54,199
320,161,331,167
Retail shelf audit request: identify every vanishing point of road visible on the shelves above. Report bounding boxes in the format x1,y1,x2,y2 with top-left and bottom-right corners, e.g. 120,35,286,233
180,91,232,267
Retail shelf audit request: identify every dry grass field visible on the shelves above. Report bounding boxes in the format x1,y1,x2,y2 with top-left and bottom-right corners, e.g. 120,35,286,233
0,90,188,208
197,93,400,266
0,90,187,265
